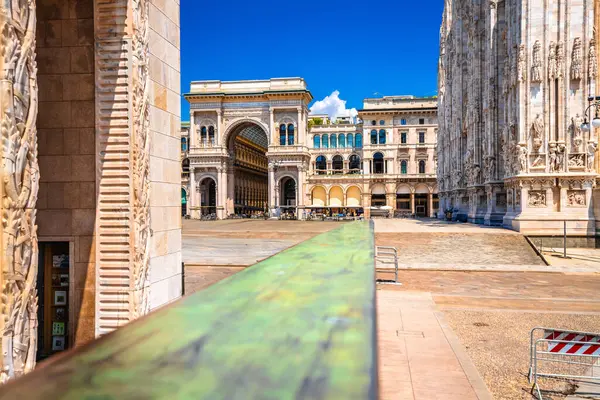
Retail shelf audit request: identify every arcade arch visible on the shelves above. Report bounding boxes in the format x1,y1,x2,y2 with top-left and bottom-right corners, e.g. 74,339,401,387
311,186,327,206
199,177,217,216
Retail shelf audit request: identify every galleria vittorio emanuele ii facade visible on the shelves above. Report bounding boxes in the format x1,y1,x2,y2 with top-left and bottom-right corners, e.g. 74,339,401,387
183,79,438,220
438,0,600,235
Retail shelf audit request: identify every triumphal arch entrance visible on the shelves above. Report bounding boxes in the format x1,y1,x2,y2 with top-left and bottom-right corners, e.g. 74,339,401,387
185,78,312,219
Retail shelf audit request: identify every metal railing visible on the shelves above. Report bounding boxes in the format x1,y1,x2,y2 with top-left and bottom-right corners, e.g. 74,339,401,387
375,246,399,284
528,327,600,399
0,222,378,399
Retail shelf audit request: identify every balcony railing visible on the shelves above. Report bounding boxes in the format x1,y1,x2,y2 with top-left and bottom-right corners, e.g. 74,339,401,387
0,222,377,399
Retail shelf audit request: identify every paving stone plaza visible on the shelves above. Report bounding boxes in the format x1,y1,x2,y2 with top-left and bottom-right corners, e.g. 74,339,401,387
183,218,600,399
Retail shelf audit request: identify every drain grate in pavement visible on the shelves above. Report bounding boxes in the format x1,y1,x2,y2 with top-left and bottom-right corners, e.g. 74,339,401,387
396,330,425,338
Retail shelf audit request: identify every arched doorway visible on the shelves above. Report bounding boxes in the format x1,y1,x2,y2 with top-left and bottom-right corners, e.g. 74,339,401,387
279,177,297,218
415,184,429,217
200,178,217,216
227,122,269,216
373,152,384,174
181,188,187,217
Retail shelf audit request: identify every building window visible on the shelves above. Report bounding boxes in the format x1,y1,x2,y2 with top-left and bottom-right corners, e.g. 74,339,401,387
322,134,329,149
401,119,407,125
373,152,384,174
401,132,407,144
332,155,343,174
355,133,363,148
419,160,426,174
347,133,354,148
378,129,386,145
371,120,377,126
313,135,321,149
287,124,295,145
330,134,337,148
418,132,425,144
419,118,425,125
181,137,188,151
370,129,378,144
208,126,215,144
316,155,327,174
349,154,361,172
401,160,407,174
200,126,207,143
339,134,346,148
279,124,286,146
182,158,190,173
379,120,385,125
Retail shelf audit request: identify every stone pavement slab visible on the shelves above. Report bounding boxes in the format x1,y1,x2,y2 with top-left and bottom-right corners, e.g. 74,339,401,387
377,290,492,400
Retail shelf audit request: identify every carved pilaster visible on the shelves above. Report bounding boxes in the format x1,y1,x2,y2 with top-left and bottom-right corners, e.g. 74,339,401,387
94,0,151,336
0,0,40,380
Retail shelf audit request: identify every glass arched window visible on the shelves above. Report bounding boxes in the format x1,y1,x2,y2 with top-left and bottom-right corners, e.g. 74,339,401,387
181,137,187,151
401,160,408,174
347,133,354,148
355,133,363,148
371,120,377,126
182,158,190,173
373,152,384,174
379,129,386,144
332,155,343,174
370,130,377,144
316,155,327,174
313,135,321,148
322,134,329,149
200,126,207,143
330,134,337,148
279,124,286,146
379,120,385,125
287,124,295,145
349,154,361,172
339,134,346,148
419,160,426,174
208,126,215,144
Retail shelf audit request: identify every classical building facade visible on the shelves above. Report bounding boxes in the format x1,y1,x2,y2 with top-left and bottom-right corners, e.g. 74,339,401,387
438,0,599,235
184,82,438,220
0,0,182,380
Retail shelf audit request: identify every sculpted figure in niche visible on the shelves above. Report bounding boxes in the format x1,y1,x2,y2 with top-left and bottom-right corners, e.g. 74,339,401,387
548,143,558,172
517,145,528,173
571,38,583,80
518,44,527,82
556,41,565,78
531,41,542,82
587,142,597,171
548,42,557,80
556,144,566,171
571,114,584,153
531,114,544,152
590,37,598,81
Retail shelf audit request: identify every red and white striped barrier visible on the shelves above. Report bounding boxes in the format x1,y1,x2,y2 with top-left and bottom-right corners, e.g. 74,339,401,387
544,330,600,356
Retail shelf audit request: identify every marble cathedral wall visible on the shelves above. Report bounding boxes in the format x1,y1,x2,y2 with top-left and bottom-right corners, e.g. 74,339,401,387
438,0,598,235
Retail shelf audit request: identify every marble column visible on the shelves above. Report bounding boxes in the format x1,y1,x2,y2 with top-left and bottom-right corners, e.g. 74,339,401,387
428,192,434,217
189,168,197,218
410,192,416,214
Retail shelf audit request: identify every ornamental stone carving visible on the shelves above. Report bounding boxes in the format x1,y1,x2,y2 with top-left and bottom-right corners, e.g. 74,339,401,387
556,41,565,78
589,37,598,81
531,114,544,152
571,38,583,80
571,114,584,153
548,42,557,80
528,190,547,207
587,142,597,171
0,0,40,381
568,154,585,168
531,41,542,82
567,190,586,206
518,44,527,82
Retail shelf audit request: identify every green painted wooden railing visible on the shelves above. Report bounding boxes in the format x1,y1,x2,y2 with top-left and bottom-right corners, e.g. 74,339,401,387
0,221,377,400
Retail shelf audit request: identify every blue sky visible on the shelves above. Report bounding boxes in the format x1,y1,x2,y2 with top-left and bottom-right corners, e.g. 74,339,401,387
180,0,444,121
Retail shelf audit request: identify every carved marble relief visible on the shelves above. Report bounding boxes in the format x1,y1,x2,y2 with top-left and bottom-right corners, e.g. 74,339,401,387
567,190,586,207
548,42,557,80
132,0,151,317
518,44,527,82
556,41,565,78
531,114,544,152
571,38,583,80
531,41,542,82
570,114,584,153
528,190,547,207
0,0,40,381
587,142,597,171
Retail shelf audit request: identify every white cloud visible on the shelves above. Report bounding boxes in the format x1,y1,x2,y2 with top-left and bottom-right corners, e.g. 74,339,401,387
309,90,358,122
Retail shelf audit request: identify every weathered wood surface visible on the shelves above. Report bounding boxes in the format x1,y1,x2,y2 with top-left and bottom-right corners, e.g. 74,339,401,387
0,221,377,399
